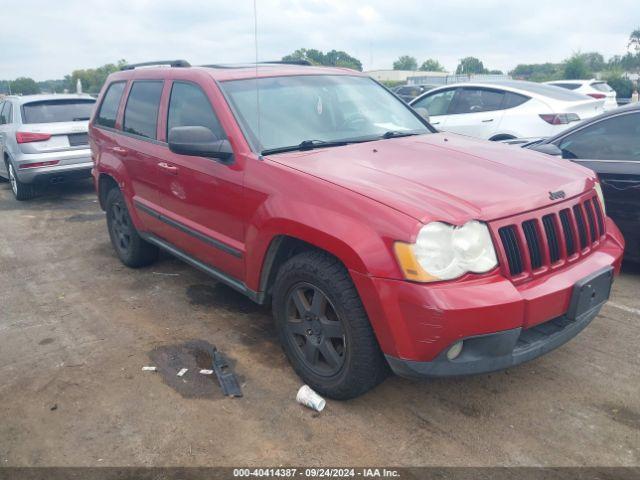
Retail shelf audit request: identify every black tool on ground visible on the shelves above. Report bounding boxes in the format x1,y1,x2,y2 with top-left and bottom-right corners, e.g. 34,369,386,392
212,349,243,397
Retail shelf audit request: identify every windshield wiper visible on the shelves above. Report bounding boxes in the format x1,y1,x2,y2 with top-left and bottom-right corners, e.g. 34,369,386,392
381,130,421,139
261,139,349,156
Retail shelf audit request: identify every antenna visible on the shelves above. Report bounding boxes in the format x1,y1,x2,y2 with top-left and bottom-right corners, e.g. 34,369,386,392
254,0,261,148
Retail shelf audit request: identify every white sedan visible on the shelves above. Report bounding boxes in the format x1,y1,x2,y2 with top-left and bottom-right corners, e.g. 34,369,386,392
545,79,618,111
409,80,604,141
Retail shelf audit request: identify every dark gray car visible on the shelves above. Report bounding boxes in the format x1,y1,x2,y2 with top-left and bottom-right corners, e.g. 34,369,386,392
527,104,640,262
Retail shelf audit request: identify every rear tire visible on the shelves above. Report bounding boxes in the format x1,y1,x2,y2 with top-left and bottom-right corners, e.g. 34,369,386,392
105,187,158,268
272,250,389,399
7,162,37,201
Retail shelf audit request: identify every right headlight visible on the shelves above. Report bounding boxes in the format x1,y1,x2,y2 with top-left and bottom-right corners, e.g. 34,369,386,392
394,220,498,282
594,182,606,216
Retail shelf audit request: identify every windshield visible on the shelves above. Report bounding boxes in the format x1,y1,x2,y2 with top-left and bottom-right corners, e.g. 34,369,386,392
220,75,430,153
21,99,96,124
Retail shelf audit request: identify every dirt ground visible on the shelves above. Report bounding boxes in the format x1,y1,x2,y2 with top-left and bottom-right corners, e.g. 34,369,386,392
0,179,638,467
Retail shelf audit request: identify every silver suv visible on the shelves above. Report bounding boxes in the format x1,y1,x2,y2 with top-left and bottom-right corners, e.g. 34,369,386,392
0,94,96,200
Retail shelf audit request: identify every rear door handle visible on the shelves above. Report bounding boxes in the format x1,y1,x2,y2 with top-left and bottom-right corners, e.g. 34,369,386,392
112,146,128,156
157,162,178,175
431,121,440,125
481,119,494,123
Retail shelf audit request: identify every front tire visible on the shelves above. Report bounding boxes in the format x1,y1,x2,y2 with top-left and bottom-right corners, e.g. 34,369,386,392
105,187,158,268
272,251,389,399
7,162,37,201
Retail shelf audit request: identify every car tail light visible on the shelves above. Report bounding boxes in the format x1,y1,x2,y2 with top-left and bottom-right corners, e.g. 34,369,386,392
18,160,60,169
15,132,52,143
539,113,580,125
587,93,606,99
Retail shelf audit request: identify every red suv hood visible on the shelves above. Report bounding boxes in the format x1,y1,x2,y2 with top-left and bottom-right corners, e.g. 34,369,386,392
268,133,596,224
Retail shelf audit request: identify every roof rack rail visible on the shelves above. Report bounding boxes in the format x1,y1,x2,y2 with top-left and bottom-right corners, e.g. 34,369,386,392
259,60,312,66
201,60,312,69
120,60,191,71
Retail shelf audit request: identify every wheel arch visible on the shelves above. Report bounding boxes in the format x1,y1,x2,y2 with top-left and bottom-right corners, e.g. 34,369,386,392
97,173,120,210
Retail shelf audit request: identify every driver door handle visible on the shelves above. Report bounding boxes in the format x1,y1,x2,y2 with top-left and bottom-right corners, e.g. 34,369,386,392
481,118,494,123
112,146,128,156
157,162,178,175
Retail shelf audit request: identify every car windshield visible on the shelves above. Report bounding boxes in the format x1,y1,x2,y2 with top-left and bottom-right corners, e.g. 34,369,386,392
220,75,430,153
21,99,96,124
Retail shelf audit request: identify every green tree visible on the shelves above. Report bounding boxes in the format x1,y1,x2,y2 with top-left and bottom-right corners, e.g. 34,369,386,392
563,53,591,79
608,52,640,72
419,59,445,72
393,55,418,71
629,28,640,52
602,70,634,98
65,59,127,94
9,77,40,95
510,63,562,82
455,57,487,75
282,49,362,71
37,79,67,94
581,52,605,73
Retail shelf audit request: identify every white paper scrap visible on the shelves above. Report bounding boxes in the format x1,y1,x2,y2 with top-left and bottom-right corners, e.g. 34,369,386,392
177,368,188,377
199,369,214,375
142,366,157,372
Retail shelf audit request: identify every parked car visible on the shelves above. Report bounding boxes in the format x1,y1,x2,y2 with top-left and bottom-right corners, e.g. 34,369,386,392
90,60,623,399
525,103,639,262
545,79,618,111
0,94,96,200
410,80,604,141
395,84,438,103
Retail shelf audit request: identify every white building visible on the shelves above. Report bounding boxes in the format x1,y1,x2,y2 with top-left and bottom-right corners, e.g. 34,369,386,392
364,70,448,82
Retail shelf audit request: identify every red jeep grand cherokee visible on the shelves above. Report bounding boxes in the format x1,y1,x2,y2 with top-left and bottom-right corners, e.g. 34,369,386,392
89,60,624,399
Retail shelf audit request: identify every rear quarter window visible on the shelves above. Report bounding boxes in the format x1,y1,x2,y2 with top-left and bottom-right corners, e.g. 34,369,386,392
96,82,126,128
591,82,613,93
123,81,164,140
549,82,581,90
21,99,96,124
503,91,530,109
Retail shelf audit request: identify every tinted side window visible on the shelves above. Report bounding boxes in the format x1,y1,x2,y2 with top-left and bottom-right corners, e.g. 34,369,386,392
96,82,126,128
503,92,530,109
1,102,13,124
557,112,640,161
451,88,505,114
167,82,225,139
123,81,164,139
412,89,456,116
591,82,613,93
551,83,580,90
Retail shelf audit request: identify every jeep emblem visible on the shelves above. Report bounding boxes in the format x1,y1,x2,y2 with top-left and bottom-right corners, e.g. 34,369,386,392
549,190,566,200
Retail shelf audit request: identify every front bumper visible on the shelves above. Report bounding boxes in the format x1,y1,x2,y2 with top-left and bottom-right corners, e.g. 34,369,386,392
386,285,606,378
350,220,624,378
13,149,92,184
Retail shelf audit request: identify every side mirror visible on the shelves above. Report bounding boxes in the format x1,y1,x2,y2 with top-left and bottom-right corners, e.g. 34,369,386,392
168,126,233,161
414,107,430,123
529,143,562,156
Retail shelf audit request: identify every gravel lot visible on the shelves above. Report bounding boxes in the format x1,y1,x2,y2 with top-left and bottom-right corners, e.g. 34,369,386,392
0,179,638,467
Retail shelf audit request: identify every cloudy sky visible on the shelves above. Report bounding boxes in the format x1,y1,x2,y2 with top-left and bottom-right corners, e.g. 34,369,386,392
1,0,637,80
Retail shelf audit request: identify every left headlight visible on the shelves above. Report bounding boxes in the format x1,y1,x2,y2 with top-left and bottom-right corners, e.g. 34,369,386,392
394,220,498,282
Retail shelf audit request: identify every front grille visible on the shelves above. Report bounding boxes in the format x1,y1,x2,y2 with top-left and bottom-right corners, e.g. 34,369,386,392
494,193,606,281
